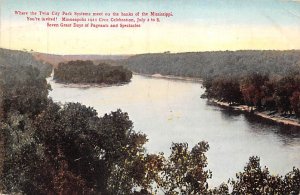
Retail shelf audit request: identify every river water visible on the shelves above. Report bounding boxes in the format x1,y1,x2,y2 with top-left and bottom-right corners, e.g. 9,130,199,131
47,74,300,187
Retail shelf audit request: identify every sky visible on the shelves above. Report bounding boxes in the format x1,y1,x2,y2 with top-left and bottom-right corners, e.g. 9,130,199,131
0,0,300,54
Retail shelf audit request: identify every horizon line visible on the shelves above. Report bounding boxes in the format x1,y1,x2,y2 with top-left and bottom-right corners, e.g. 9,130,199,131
1,47,300,56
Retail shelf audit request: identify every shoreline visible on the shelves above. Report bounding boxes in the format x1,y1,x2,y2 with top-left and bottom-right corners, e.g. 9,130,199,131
48,72,202,88
48,72,300,129
209,99,300,128
47,77,129,88
134,72,203,83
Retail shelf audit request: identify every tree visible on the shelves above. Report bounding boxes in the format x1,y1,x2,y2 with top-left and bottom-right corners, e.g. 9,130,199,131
290,91,300,117
274,75,299,114
205,76,243,105
54,60,132,84
0,66,50,118
161,142,212,194
240,73,269,109
229,156,300,195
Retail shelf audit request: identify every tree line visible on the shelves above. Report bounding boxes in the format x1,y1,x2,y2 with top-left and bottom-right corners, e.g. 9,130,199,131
0,48,52,77
122,50,300,78
203,73,300,119
54,60,132,84
0,49,299,194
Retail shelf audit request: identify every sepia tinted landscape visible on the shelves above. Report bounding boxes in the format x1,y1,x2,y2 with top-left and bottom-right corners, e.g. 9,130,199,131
1,0,300,194
0,48,299,194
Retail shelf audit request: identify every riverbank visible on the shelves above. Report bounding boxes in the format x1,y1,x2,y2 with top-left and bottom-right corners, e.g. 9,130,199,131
48,72,201,88
134,72,203,83
209,99,300,128
47,77,129,89
56,82,127,88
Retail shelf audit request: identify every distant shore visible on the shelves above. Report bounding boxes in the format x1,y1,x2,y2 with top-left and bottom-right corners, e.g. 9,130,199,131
134,72,203,82
56,82,126,88
209,99,300,128
47,77,128,88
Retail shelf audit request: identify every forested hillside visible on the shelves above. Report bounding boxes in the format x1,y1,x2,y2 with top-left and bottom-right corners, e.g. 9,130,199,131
0,48,299,194
0,48,52,77
203,73,300,118
33,52,129,67
122,50,300,78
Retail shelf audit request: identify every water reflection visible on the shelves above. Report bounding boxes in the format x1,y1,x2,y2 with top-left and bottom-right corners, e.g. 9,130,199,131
217,106,300,138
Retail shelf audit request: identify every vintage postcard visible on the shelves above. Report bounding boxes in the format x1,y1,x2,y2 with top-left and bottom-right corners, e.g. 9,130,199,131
0,0,300,194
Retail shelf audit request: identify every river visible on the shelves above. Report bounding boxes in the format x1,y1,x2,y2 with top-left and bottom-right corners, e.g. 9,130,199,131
47,74,300,187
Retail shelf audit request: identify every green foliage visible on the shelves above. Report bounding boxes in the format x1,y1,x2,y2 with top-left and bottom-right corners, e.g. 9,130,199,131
204,72,300,119
230,156,300,195
1,115,49,194
54,60,132,84
204,76,243,105
0,48,52,77
240,73,269,108
1,51,299,194
123,50,300,78
161,142,212,195
0,65,50,117
274,74,300,114
0,65,51,194
34,101,147,193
